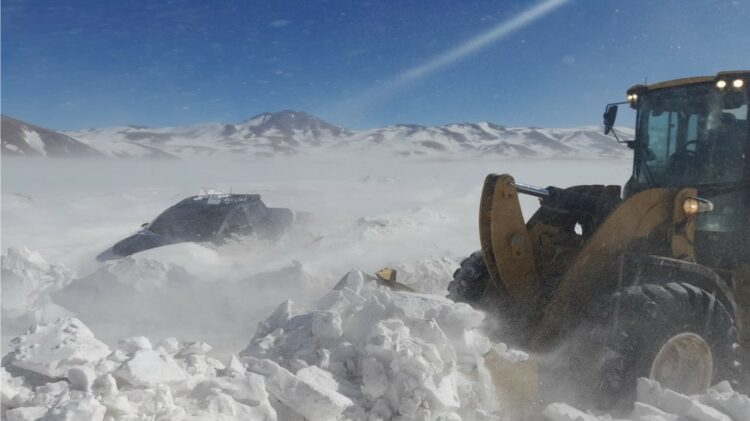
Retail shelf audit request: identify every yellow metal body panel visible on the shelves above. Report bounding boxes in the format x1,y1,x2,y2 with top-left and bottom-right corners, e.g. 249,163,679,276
670,188,698,261
531,188,682,347
639,76,713,91
484,349,539,413
634,71,749,92
479,174,540,305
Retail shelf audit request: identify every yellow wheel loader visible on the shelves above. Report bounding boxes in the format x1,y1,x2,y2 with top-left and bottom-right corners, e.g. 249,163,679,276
449,71,750,408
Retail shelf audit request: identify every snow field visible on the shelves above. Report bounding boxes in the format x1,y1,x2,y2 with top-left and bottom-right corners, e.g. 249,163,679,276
3,271,749,420
1,270,507,420
4,156,748,419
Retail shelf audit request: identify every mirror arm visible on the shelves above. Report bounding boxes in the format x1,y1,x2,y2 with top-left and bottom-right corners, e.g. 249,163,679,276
611,127,622,142
604,101,632,145
609,128,635,148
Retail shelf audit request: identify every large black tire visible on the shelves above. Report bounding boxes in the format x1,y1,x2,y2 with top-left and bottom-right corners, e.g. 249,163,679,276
448,251,530,343
569,282,741,409
447,251,491,304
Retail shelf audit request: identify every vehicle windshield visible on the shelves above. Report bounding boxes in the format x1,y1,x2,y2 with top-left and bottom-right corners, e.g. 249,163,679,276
148,200,230,239
635,83,749,187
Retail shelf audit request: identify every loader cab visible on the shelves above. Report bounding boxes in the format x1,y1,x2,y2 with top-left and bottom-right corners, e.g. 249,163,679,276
614,71,750,268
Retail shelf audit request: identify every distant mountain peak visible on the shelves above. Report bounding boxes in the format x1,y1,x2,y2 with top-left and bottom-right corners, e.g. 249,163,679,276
1,115,102,158
236,110,349,144
242,109,343,129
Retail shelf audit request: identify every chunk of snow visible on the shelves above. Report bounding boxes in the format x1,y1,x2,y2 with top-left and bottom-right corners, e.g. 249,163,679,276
41,395,106,421
6,318,111,378
27,381,69,408
542,403,602,421
183,387,275,421
392,257,459,294
117,336,153,354
178,341,212,356
223,355,247,377
658,389,732,421
1,248,74,330
158,337,181,354
2,247,50,272
115,349,188,387
4,406,48,421
92,373,118,398
700,382,750,421
550,377,746,421
295,365,339,393
1,367,33,408
631,402,678,421
66,366,95,392
244,357,352,420
311,310,343,341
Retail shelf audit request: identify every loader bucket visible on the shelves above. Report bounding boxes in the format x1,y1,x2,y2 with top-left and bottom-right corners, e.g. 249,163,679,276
484,348,539,412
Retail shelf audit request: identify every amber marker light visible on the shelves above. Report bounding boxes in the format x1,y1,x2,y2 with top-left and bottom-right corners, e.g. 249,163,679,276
683,197,714,217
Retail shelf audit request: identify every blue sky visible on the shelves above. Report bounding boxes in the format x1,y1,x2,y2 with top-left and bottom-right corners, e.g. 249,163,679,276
2,0,749,130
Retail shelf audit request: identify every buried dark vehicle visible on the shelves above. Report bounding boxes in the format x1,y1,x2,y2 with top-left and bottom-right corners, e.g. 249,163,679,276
96,193,293,261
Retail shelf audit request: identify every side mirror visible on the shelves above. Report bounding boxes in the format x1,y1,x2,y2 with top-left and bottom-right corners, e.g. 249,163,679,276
603,104,618,135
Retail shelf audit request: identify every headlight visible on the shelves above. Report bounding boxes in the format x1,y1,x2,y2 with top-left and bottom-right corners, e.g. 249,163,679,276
733,79,744,88
716,80,727,89
683,197,714,217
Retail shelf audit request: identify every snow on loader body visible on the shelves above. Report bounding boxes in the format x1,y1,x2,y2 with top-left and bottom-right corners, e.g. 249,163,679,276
450,71,750,408
97,193,293,261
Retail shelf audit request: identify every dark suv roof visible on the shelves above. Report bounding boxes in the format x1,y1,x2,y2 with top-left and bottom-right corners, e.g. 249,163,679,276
96,193,292,261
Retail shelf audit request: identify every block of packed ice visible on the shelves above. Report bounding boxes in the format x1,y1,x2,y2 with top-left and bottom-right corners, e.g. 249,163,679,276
115,349,188,388
5,318,111,379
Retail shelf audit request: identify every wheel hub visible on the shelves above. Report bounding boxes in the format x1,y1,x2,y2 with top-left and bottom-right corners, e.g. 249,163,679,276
649,332,713,395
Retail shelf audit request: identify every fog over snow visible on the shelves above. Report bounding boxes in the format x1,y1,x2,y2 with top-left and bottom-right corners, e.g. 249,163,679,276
1,154,629,350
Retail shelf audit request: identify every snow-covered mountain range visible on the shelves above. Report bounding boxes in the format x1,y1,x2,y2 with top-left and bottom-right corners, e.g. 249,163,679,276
2,111,632,159
1,115,103,158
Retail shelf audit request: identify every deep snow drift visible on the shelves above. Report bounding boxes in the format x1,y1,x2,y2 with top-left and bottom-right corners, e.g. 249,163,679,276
3,155,748,419
1,155,632,355
3,272,748,420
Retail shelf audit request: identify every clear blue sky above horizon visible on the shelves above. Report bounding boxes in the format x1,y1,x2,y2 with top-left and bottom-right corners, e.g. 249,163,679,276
2,0,749,131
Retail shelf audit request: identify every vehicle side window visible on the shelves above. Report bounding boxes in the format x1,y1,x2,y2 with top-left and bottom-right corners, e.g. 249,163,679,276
223,208,252,236
642,110,679,181
707,106,748,182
